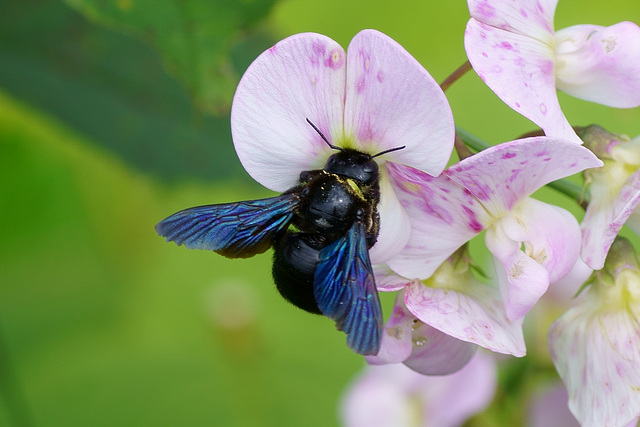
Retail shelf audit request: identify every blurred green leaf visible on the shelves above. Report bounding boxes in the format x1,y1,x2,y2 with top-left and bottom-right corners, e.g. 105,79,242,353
64,0,277,115
0,87,363,426
0,0,275,182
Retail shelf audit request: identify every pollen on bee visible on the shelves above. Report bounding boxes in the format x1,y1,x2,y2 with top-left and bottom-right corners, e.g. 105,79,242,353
346,179,365,198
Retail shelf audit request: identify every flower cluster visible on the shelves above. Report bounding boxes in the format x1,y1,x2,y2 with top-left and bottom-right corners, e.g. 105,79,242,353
225,1,640,426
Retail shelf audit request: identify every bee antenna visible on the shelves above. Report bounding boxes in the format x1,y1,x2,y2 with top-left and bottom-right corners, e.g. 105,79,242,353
306,118,342,151
371,145,406,159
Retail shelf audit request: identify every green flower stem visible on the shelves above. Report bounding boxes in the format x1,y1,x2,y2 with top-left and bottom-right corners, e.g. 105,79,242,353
455,127,590,206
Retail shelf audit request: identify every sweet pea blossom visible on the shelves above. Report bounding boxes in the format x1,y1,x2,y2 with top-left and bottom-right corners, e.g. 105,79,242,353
384,137,602,322
231,29,454,263
549,237,640,427
580,125,640,270
367,248,525,375
465,0,640,144
341,352,496,427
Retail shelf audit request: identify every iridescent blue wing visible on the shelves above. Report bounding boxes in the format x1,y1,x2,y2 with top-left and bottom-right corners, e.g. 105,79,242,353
155,193,301,258
313,221,382,355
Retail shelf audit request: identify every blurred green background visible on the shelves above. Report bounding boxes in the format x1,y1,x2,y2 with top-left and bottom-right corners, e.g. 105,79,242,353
1,0,638,426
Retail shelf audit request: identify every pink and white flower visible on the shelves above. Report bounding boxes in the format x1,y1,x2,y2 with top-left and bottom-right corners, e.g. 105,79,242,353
342,352,497,427
465,0,640,144
549,238,640,427
367,249,523,375
580,126,640,270
231,29,454,263
385,137,602,323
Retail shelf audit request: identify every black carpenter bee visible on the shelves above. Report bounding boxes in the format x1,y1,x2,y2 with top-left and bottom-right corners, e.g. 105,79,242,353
155,119,404,355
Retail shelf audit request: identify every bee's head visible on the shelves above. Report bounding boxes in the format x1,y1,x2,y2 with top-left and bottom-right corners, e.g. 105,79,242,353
306,118,405,185
324,149,379,185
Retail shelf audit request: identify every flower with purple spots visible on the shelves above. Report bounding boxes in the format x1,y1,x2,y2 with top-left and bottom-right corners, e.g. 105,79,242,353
464,0,640,144
367,247,525,375
580,125,640,270
549,238,640,427
384,137,602,322
341,352,497,427
231,29,455,263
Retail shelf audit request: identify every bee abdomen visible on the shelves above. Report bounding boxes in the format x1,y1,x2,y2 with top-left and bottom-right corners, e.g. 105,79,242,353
272,233,322,315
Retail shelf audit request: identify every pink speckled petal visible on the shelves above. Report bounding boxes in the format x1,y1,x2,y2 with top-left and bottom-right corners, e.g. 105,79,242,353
465,19,580,143
404,277,526,356
582,170,640,270
403,321,478,375
502,199,582,284
555,22,640,108
467,0,557,41
343,29,455,176
445,137,602,217
231,33,347,191
384,163,490,280
486,220,550,321
369,166,411,264
549,295,640,426
366,292,414,365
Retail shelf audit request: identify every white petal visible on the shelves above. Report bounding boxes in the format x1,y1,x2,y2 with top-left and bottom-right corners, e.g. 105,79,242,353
486,220,550,321
231,33,347,191
467,0,557,42
465,19,580,143
385,163,489,280
549,296,640,426
369,165,411,264
344,30,454,175
445,137,602,217
555,22,640,108
502,199,581,284
582,168,640,270
404,277,526,356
